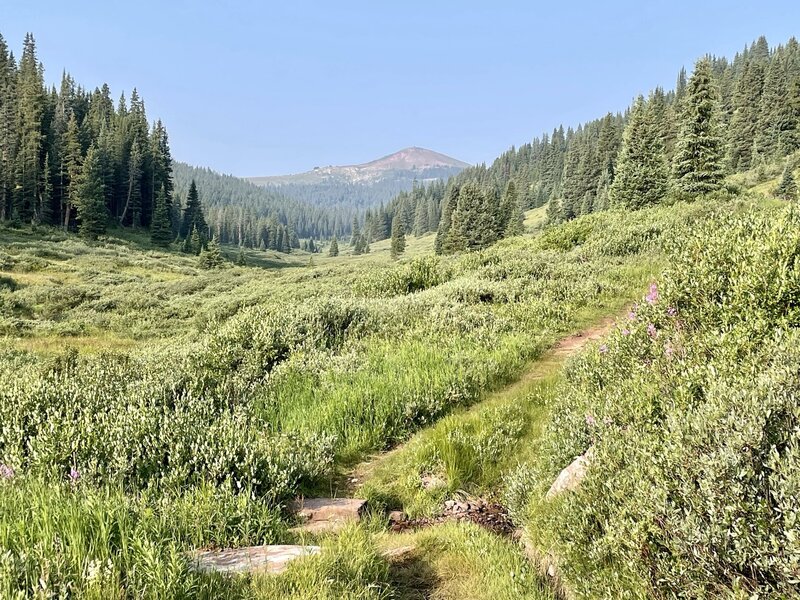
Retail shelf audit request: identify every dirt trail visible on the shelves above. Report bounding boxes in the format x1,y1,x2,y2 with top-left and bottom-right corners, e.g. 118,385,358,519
344,315,618,495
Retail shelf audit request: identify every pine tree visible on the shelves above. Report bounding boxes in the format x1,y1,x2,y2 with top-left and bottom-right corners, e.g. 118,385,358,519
350,217,360,246
189,226,200,255
503,181,525,236
150,184,173,247
413,192,429,235
181,180,206,241
435,184,458,255
450,183,495,251
354,233,365,255
673,58,726,197
546,198,562,225
15,34,45,224
329,235,339,257
775,163,798,201
281,227,290,253
390,214,405,259
236,247,247,266
63,113,82,229
610,95,670,209
727,59,765,171
120,138,143,226
199,236,224,269
76,145,107,239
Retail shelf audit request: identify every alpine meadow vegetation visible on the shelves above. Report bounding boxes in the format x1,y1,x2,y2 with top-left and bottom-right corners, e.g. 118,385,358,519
1,25,800,600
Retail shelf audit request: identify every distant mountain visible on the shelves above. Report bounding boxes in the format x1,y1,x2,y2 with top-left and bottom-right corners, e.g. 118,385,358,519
246,147,470,209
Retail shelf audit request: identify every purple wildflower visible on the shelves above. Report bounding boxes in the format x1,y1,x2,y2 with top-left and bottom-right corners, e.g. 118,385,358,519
665,343,674,358
0,464,14,480
647,323,657,339
645,283,659,305
599,344,609,354
622,328,631,336
69,467,80,484
585,414,597,427
667,307,677,317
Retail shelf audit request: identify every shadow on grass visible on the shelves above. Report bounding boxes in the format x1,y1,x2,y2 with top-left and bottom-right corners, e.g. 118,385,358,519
388,551,440,600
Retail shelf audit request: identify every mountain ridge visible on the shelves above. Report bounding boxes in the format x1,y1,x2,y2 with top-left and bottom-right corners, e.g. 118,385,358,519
246,146,470,187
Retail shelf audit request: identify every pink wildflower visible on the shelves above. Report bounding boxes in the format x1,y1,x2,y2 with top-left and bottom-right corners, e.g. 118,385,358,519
599,344,609,354
646,283,659,305
69,467,80,484
0,464,14,480
585,414,597,427
647,323,657,338
622,328,631,336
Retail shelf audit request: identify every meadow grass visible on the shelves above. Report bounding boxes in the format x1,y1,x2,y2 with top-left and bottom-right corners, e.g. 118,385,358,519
0,194,763,597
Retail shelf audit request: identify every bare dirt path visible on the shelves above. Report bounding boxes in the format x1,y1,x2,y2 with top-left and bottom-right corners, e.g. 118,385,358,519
344,315,618,496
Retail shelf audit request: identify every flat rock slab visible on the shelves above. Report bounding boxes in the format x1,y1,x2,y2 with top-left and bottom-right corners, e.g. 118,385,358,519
290,498,367,522
189,545,320,575
289,519,350,535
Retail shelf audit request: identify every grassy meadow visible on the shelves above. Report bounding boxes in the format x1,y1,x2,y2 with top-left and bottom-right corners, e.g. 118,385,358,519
0,175,796,597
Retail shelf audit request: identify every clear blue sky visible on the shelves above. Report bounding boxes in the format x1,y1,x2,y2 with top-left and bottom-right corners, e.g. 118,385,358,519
3,1,799,176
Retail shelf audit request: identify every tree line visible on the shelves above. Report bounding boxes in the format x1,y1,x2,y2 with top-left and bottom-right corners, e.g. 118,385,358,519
0,33,175,238
0,31,364,248
373,36,800,255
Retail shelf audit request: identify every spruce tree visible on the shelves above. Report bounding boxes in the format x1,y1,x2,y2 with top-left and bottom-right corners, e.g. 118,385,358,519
150,184,173,247
199,236,224,269
329,235,339,257
350,217,360,246
236,247,247,266
63,113,82,229
775,163,798,201
500,181,524,236
76,146,107,239
435,184,458,255
610,95,669,209
188,225,201,255
673,58,725,197
181,179,207,241
450,183,494,251
390,214,405,259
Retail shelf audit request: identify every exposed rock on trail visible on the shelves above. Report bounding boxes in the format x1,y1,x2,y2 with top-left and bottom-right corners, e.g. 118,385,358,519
289,497,367,534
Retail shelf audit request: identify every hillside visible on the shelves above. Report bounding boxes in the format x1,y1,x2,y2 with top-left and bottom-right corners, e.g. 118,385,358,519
246,147,469,209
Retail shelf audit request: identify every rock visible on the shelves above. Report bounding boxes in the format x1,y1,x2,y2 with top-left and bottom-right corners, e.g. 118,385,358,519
290,497,367,522
420,474,446,490
189,545,320,575
387,510,406,523
289,520,349,535
546,448,593,500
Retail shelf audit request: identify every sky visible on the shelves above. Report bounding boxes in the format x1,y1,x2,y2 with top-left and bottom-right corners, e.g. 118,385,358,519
3,1,800,176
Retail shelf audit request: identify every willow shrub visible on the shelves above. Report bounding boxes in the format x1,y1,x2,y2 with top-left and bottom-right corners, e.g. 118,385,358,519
520,205,800,599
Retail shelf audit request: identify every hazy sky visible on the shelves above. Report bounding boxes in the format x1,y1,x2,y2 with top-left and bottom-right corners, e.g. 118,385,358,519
3,1,799,176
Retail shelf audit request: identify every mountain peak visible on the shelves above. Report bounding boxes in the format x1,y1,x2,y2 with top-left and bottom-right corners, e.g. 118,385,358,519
359,147,470,171
247,147,469,189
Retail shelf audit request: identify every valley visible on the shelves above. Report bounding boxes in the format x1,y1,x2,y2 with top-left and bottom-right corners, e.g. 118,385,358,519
1,17,800,600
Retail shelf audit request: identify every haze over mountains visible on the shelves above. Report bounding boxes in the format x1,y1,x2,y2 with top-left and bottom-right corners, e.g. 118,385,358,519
245,147,470,209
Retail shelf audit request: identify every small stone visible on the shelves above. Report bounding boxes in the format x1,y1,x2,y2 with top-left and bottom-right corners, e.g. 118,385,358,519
388,510,406,523
420,474,446,490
